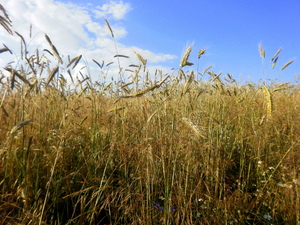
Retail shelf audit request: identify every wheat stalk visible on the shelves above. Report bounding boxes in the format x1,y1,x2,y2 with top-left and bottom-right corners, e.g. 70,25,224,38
134,51,147,66
120,75,169,98
10,120,32,134
262,85,272,120
93,59,104,69
259,44,265,59
104,19,114,38
271,48,281,62
4,67,32,89
114,54,129,59
66,55,82,69
0,4,13,35
273,82,291,92
202,65,212,75
181,117,206,139
198,49,206,59
0,45,12,54
271,56,279,69
45,34,63,64
45,66,59,86
281,60,294,70
180,46,193,67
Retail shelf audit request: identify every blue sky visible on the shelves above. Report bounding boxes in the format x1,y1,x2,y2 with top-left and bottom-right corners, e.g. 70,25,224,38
1,0,300,83
109,0,300,83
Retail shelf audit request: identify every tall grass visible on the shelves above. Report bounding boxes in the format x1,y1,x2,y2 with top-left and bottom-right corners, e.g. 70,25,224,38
1,5,300,224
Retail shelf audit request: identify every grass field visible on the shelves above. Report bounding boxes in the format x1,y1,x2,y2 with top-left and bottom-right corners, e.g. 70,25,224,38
1,6,300,224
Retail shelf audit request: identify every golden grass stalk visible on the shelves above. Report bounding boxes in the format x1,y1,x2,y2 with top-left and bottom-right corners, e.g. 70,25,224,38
0,88,8,117
262,85,272,119
4,67,32,88
103,82,112,91
45,34,63,64
208,71,222,84
10,120,32,134
271,57,278,69
25,57,37,77
93,59,104,69
259,44,265,59
104,19,114,38
15,31,28,59
66,55,82,69
0,4,13,35
39,146,61,225
271,48,282,62
25,78,38,97
134,51,147,66
198,49,206,59
273,82,291,92
45,66,59,85
180,45,194,67
2,44,12,54
0,46,12,54
114,54,129,58
78,86,88,97
181,117,206,139
107,106,125,113
181,71,195,96
202,65,212,75
106,62,113,67
281,60,294,70
15,31,26,47
120,81,134,88
121,75,169,98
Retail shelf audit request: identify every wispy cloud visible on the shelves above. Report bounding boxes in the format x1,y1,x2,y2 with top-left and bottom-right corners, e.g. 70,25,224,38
0,0,176,81
93,0,132,20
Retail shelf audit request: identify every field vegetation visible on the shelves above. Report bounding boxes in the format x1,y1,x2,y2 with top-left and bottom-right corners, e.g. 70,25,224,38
1,5,300,224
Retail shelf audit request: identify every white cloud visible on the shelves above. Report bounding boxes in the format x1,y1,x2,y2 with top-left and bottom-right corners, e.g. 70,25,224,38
0,0,176,83
93,1,131,20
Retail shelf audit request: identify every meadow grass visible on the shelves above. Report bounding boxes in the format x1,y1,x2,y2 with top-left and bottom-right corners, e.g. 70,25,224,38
1,8,300,224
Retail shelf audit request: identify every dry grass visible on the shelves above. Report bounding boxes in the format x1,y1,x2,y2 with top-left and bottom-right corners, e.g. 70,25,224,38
262,85,273,121
1,7,300,224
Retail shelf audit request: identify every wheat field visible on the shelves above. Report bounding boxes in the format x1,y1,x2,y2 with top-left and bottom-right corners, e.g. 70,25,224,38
1,5,300,225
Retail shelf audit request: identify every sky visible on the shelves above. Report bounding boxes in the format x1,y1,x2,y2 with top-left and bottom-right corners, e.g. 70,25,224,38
1,0,300,84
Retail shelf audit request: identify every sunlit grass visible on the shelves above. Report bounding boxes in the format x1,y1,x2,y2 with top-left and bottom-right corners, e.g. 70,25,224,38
1,7,300,224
